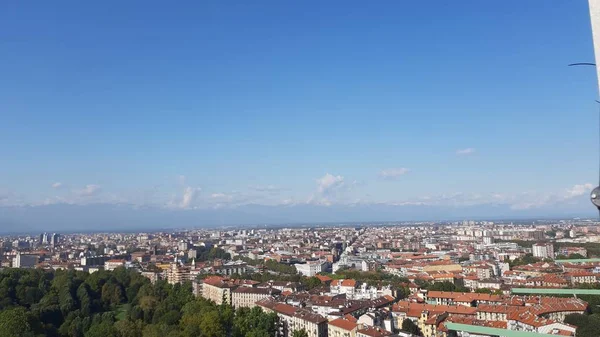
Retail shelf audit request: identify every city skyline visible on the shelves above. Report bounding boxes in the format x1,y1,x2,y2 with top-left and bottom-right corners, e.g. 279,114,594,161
2,1,600,228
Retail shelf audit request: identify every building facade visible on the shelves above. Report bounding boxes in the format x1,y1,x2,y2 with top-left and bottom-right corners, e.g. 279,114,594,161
532,243,554,259
231,287,281,308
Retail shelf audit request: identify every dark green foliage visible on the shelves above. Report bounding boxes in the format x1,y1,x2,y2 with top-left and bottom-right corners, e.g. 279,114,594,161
556,253,586,260
265,259,297,274
0,267,282,337
401,318,420,335
194,247,231,262
509,253,541,267
564,313,600,337
0,307,35,337
304,276,322,290
232,307,277,337
291,329,309,337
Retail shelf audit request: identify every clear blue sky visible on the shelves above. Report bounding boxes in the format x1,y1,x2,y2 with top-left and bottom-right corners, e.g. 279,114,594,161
1,1,599,227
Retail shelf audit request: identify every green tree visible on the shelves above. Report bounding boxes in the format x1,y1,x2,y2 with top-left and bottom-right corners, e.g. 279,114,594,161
86,321,118,337
232,306,277,337
292,329,309,337
199,310,225,337
509,253,541,267
401,318,420,335
564,313,600,337
0,307,34,337
304,277,322,290
114,319,143,337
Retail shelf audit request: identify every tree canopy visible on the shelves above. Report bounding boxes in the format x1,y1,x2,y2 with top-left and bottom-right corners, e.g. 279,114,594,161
0,267,279,337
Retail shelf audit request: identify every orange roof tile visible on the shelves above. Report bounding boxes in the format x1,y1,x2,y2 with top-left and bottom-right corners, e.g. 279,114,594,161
328,317,358,331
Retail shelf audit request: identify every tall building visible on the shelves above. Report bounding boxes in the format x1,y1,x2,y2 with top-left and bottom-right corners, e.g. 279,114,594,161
178,240,189,251
50,233,60,247
532,243,554,259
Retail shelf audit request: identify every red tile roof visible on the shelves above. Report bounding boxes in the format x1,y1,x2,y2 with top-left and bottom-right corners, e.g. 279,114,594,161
331,279,357,287
316,275,332,282
356,326,392,337
328,317,358,331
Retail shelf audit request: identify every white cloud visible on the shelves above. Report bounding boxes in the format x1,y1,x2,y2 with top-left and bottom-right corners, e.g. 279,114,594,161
51,182,63,189
456,148,475,155
210,193,234,202
306,195,332,206
180,187,200,209
305,173,347,206
248,185,283,193
317,173,344,194
379,168,410,179
564,183,594,198
42,196,70,205
77,184,101,197
502,183,593,210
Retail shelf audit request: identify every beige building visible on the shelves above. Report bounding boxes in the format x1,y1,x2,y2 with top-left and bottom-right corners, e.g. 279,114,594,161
231,287,281,308
202,277,236,305
567,271,597,285
328,316,358,337
201,276,258,305
167,263,193,285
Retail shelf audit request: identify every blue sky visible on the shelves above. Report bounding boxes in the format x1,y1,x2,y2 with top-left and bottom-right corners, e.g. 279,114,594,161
1,1,600,228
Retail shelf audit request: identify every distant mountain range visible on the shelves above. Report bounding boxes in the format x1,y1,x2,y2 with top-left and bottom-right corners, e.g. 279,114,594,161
0,202,595,234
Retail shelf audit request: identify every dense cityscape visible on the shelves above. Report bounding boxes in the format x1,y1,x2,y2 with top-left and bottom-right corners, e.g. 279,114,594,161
2,219,600,336
5,0,600,337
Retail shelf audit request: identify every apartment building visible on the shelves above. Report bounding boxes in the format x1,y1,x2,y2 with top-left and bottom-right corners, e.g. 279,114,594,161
231,287,281,308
